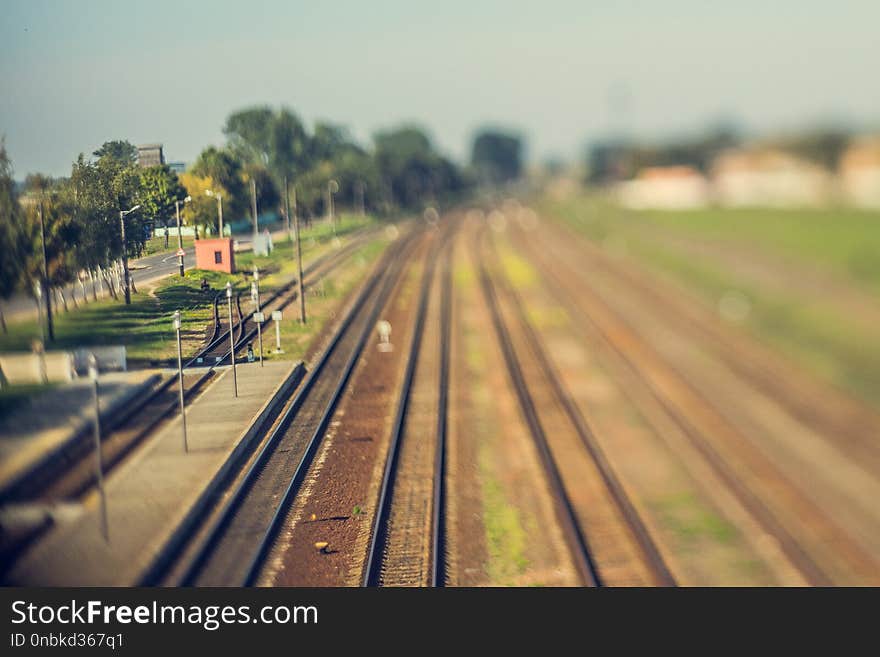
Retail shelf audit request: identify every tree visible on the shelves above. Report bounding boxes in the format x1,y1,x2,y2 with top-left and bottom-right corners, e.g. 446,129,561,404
190,146,248,221
0,138,25,333
93,140,137,166
179,173,222,239
471,130,524,185
373,125,463,209
138,165,187,248
20,175,81,337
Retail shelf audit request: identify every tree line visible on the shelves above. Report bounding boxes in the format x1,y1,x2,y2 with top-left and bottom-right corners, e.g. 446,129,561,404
0,107,524,338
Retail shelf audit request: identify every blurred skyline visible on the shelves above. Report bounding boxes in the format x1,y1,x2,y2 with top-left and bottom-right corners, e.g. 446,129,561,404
1,0,879,177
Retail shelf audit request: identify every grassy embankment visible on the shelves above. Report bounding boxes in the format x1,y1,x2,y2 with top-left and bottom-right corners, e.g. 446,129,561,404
539,195,880,410
0,215,385,365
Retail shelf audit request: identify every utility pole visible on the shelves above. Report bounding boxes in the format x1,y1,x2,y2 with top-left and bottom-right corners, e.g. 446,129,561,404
287,180,306,324
226,282,238,397
174,197,190,276
119,211,130,305
173,310,189,452
284,175,291,236
38,200,54,341
119,205,141,305
251,178,258,241
89,354,109,542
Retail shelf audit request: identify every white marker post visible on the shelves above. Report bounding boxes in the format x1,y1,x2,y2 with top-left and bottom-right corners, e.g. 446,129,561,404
173,310,188,453
272,310,283,353
88,354,109,542
252,266,263,367
377,320,393,353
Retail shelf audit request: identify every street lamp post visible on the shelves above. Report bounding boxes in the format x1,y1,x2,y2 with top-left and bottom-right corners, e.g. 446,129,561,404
33,281,47,383
88,354,109,542
37,200,55,341
173,310,189,452
174,196,192,276
226,282,238,397
251,179,258,242
327,179,339,235
206,189,223,237
285,180,306,324
119,204,141,305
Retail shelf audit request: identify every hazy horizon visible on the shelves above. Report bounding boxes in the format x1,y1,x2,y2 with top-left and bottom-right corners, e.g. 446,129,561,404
2,0,879,177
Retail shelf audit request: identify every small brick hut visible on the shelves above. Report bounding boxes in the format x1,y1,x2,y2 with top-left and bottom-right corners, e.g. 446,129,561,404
194,238,235,273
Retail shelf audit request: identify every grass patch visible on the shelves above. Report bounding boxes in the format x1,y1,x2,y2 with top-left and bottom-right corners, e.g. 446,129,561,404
257,237,390,363
0,382,57,421
540,193,880,411
499,250,538,289
651,492,737,547
480,446,530,584
0,215,381,366
629,240,880,408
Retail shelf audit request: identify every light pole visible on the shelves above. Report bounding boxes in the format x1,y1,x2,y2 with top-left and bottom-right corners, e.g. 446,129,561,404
174,196,192,276
119,204,141,305
226,281,238,397
285,180,306,324
88,353,109,542
33,281,47,383
37,200,54,341
206,189,223,237
173,310,189,452
251,178,258,242
327,179,339,235
252,265,263,367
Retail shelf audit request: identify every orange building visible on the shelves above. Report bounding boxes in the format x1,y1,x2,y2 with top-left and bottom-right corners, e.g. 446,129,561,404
195,238,235,273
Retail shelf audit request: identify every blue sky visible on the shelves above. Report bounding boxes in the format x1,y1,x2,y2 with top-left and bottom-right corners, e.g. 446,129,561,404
1,0,878,176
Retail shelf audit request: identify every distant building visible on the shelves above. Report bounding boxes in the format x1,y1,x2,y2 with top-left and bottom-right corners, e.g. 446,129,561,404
711,148,832,207
137,144,165,168
167,161,186,174
615,165,710,209
839,137,880,209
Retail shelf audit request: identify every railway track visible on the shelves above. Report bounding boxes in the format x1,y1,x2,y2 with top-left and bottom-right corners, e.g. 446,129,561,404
4,227,380,505
513,218,880,585
362,220,454,587
472,223,602,587
483,229,677,586
152,226,424,586
548,220,880,475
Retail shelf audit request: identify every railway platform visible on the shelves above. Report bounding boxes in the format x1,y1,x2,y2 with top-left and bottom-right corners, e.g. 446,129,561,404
0,370,160,500
4,360,300,585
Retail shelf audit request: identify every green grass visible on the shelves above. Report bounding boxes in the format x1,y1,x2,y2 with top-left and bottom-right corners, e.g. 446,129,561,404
0,382,57,421
143,233,196,257
256,237,390,363
480,445,530,584
0,215,380,365
651,492,737,546
541,196,880,295
541,194,880,410
0,270,235,364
